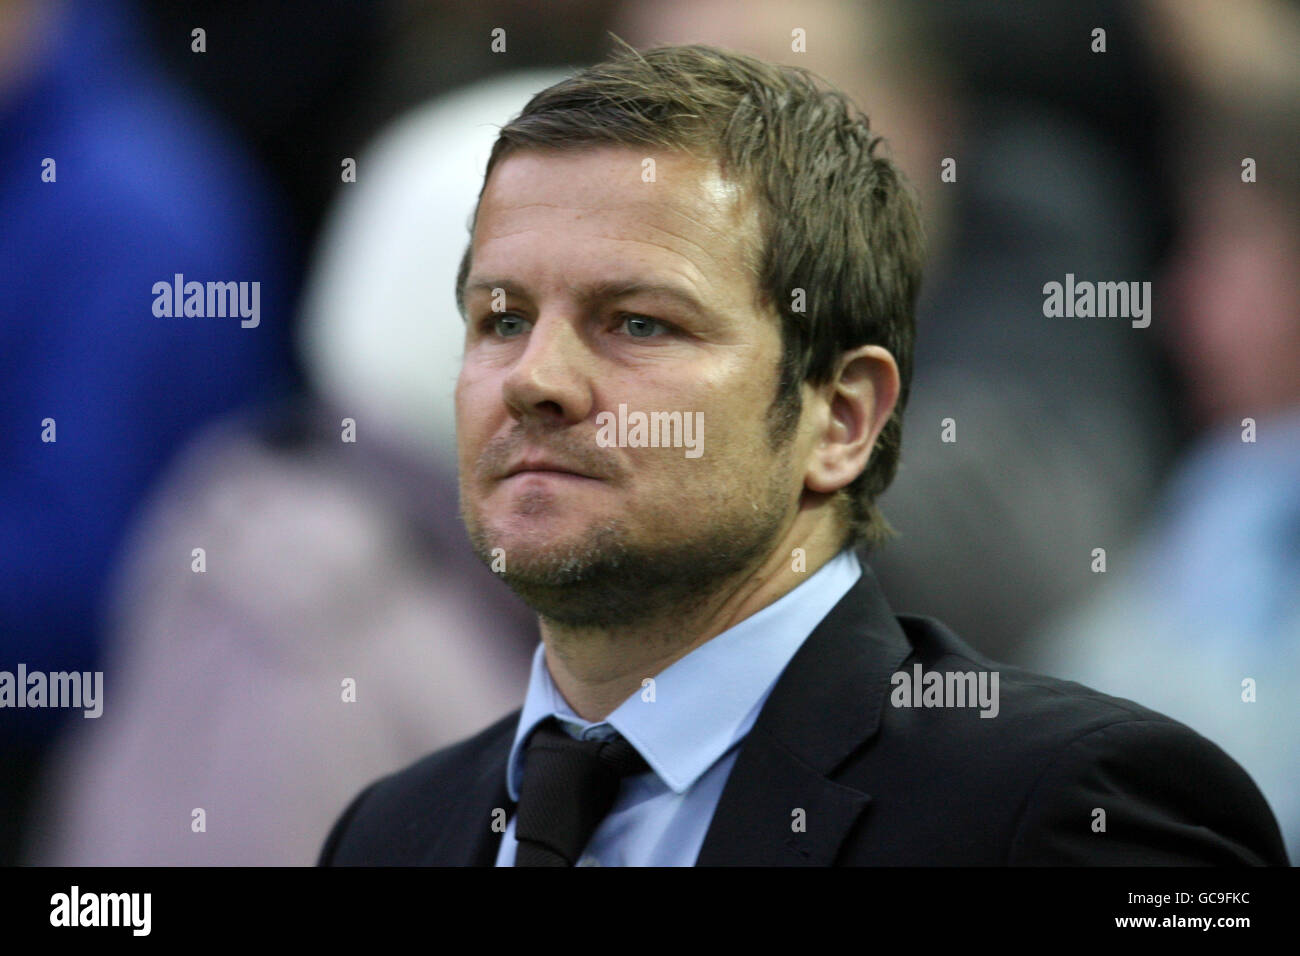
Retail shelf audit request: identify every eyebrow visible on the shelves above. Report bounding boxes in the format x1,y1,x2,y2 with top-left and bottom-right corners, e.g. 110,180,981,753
462,277,715,320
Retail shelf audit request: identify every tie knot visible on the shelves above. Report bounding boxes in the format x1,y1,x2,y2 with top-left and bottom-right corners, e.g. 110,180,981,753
513,718,649,866
526,718,649,780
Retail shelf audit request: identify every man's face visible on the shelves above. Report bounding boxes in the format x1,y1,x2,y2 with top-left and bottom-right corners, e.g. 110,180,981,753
456,146,807,626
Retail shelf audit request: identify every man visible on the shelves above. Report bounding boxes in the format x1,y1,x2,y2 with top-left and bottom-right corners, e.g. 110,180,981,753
318,43,1287,866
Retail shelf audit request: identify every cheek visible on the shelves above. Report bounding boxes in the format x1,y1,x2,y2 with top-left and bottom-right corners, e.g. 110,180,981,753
456,360,498,416
454,375,496,465
453,380,473,434
672,392,773,472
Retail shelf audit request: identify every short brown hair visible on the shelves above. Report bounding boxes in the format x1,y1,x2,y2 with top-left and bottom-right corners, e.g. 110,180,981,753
456,39,924,549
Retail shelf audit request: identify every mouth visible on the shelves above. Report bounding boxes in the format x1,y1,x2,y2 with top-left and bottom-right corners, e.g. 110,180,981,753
504,469,596,480
501,464,599,481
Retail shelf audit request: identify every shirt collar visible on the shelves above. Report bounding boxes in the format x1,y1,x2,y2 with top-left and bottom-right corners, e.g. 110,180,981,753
504,549,862,799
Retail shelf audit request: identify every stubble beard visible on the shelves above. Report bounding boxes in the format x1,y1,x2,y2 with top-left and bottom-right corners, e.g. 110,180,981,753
462,456,794,632
462,383,804,632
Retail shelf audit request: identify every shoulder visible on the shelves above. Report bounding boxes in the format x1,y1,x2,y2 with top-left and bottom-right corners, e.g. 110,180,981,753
853,614,1288,864
885,612,1187,754
317,709,520,865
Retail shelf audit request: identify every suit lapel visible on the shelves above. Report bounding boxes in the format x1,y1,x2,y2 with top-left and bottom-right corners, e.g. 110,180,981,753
696,561,911,865
417,717,518,866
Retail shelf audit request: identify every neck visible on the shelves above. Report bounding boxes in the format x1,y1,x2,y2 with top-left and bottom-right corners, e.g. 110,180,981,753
540,513,845,721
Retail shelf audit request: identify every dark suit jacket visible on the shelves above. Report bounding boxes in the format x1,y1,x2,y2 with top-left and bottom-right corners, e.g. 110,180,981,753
318,564,1288,865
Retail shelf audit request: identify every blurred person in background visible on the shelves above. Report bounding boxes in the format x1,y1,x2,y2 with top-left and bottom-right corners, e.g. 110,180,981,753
0,0,294,863
1028,0,1300,863
619,0,1182,666
22,73,575,865
17,72,579,868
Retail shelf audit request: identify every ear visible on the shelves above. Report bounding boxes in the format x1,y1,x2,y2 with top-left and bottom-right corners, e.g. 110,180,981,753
804,345,900,495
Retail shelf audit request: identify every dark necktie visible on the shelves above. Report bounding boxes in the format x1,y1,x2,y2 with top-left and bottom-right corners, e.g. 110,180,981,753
513,717,650,866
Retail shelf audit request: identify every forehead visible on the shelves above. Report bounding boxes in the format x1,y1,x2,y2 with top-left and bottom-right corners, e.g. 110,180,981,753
471,146,760,296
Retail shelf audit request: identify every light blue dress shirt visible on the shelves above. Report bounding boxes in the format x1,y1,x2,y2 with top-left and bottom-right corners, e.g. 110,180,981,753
494,549,862,866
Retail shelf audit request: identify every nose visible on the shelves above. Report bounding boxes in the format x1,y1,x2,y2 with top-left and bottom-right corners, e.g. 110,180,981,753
501,312,595,427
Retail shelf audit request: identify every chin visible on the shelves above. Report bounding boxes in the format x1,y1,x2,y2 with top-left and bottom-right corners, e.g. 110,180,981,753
470,507,608,557
489,509,604,544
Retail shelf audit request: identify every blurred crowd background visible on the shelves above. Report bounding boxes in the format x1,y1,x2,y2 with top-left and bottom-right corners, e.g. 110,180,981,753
2,0,1296,866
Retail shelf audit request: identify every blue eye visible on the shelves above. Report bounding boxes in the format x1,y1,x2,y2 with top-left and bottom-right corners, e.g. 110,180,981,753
493,314,528,337
622,315,665,338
